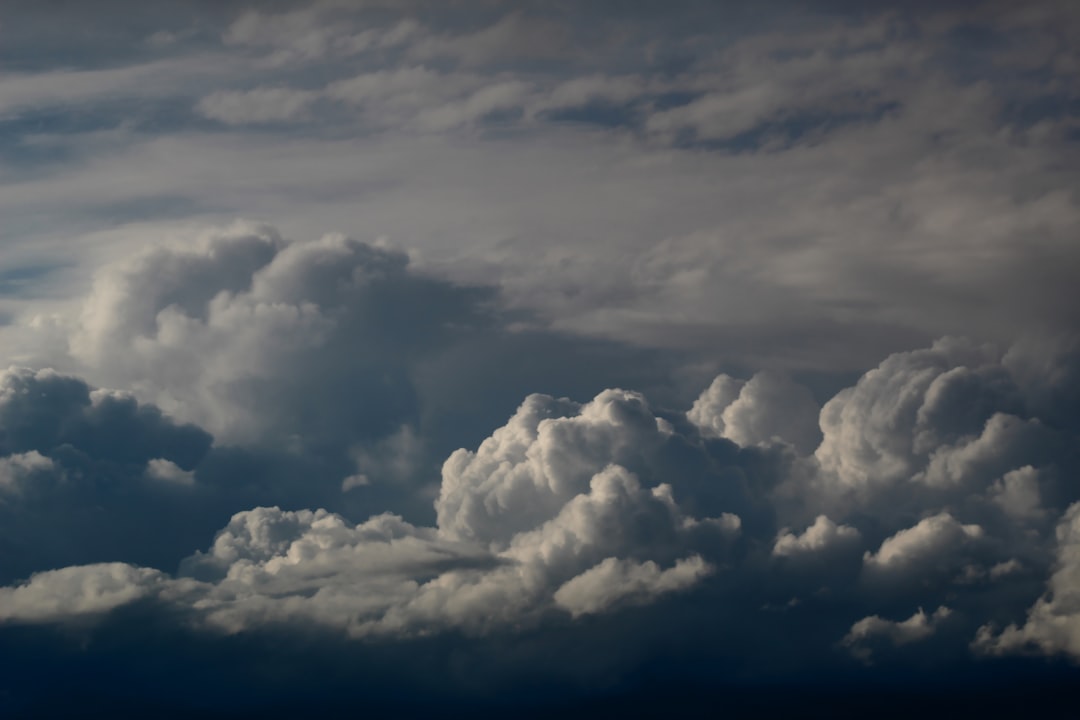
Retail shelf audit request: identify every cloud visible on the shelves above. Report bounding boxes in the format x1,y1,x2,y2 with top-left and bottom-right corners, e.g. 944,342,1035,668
145,457,195,486
862,513,984,578
815,338,1019,496
436,388,745,548
0,390,741,638
66,222,493,452
688,370,821,454
0,365,214,581
799,335,1078,547
989,466,1046,522
773,515,861,558
974,501,1080,659
553,555,712,618
1,1,1079,705
196,87,319,125
0,331,1076,693
843,606,953,661
0,563,167,623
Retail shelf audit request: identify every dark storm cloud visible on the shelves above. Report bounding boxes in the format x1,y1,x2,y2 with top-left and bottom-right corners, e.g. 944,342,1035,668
0,367,211,582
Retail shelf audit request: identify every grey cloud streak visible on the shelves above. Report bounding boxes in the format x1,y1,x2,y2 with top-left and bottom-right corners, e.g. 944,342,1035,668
1,1,1077,379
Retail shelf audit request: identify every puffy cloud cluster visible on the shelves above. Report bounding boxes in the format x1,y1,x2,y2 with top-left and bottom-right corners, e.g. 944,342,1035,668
67,222,493,453
793,336,1079,661
1,304,1078,670
687,370,821,454
0,388,742,638
2,220,1080,669
861,513,984,584
804,338,1074,547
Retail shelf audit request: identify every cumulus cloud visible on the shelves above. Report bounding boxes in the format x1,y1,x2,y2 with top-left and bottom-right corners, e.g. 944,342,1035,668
1,0,1080,710
0,329,1075,688
408,12,569,67
688,370,821,454
989,466,1046,522
0,563,167,623
145,458,195,486
862,513,983,579
773,515,861,558
553,555,712,618
815,338,1020,496
223,7,418,66
797,335,1079,553
66,222,492,452
0,387,741,637
843,606,953,661
974,501,1080,659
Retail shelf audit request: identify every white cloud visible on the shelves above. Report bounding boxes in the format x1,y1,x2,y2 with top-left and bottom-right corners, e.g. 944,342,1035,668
773,515,861,558
863,512,983,578
809,337,1053,517
989,466,1045,521
0,563,166,623
686,373,743,438
688,370,820,453
146,458,195,486
0,1,1078,700
0,330,1075,672
974,501,1080,660
196,87,319,125
843,606,952,660
0,386,738,637
531,74,652,115
553,555,712,618
63,223,485,449
437,388,699,548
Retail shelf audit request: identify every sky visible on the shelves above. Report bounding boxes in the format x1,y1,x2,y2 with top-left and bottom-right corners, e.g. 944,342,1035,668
0,0,1078,716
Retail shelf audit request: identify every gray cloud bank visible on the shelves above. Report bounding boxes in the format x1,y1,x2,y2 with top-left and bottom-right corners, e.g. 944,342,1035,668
2,0,1078,378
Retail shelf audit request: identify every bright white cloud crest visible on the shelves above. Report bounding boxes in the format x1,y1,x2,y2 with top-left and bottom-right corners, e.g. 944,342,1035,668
0,383,741,638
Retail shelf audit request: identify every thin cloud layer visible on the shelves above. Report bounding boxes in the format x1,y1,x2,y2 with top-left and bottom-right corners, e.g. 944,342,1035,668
2,2,1078,378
